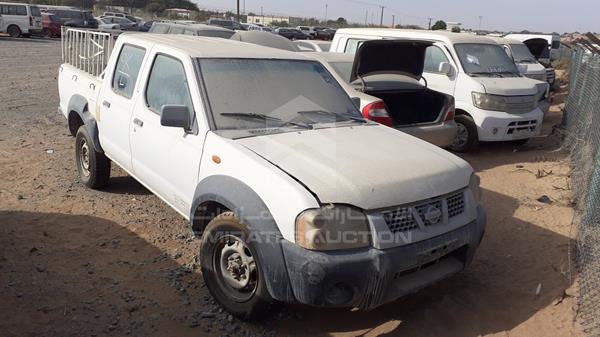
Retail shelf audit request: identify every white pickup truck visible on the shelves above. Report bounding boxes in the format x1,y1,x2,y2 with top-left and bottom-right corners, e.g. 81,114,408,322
58,29,486,319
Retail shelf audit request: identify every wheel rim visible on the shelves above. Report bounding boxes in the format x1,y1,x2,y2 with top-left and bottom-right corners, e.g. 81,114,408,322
452,122,469,149
79,139,91,177
214,234,258,302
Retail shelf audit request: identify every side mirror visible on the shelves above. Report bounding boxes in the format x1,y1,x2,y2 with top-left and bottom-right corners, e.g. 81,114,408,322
351,97,361,109
160,104,191,130
438,62,454,76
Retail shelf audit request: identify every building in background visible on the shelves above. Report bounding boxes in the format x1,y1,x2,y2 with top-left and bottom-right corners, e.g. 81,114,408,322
245,15,289,26
165,8,191,18
446,21,462,32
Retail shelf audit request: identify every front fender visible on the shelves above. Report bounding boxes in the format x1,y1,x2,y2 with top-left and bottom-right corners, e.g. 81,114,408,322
190,175,295,303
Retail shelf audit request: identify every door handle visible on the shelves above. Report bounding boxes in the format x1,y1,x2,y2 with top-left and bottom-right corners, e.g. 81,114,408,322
102,100,111,108
133,118,144,127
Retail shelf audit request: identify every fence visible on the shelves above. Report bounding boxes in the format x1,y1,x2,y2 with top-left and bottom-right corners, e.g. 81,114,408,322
563,41,600,336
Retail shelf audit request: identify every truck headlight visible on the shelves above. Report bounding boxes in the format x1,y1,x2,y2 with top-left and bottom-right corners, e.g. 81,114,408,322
469,173,481,203
296,205,371,251
472,92,508,111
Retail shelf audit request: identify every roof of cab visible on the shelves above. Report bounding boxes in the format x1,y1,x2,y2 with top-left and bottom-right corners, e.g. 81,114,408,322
118,33,311,59
335,28,498,45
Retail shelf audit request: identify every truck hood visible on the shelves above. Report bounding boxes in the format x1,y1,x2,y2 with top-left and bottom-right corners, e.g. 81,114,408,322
475,77,539,96
236,125,471,210
517,62,546,75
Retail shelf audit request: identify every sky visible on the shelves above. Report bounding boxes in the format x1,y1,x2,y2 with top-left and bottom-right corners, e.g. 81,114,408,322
194,0,596,33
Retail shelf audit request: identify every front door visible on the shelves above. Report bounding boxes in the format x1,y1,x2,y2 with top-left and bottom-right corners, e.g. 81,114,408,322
130,52,206,216
422,43,457,96
97,43,147,172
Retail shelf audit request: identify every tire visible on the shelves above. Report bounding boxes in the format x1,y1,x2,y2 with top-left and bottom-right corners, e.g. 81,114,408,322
75,126,111,189
449,115,478,152
42,28,50,37
7,25,22,38
200,212,273,320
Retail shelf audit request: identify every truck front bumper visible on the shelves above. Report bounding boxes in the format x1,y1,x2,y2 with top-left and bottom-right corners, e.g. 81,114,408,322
280,206,486,310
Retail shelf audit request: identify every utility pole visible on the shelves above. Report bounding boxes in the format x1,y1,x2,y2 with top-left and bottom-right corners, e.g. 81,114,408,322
236,0,240,22
260,6,264,25
243,0,245,15
478,16,483,33
325,4,328,22
370,11,373,25
391,14,395,28
364,9,368,26
379,6,385,26
428,17,432,30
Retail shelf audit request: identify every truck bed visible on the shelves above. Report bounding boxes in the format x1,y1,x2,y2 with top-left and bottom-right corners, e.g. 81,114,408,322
58,28,115,120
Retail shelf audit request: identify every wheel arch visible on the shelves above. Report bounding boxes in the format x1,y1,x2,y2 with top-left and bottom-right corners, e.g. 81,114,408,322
190,175,295,303
67,95,103,153
454,108,473,117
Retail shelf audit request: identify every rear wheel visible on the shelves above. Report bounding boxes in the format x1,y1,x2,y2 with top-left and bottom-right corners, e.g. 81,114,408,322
75,126,111,189
200,212,273,320
7,25,22,38
450,115,478,152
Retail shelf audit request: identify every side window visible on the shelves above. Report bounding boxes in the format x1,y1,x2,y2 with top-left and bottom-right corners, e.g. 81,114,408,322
424,45,450,73
145,55,194,114
183,29,195,35
345,38,365,54
169,27,184,34
111,44,145,98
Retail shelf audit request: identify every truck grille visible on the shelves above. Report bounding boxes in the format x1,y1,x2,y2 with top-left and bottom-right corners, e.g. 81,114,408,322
546,68,556,84
505,95,538,114
382,191,465,234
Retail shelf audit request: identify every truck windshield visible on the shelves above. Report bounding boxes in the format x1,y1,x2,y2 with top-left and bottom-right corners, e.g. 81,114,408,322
198,58,364,131
510,44,537,63
455,43,519,77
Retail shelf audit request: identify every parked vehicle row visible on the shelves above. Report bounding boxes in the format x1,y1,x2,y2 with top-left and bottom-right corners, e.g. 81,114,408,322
0,2,42,37
58,28,485,320
330,29,550,152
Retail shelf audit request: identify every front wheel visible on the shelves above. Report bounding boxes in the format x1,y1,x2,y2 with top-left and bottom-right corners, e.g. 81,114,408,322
75,126,111,189
7,25,22,38
200,212,273,320
449,115,478,152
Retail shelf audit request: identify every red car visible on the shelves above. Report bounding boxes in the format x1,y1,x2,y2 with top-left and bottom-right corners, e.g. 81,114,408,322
42,13,62,38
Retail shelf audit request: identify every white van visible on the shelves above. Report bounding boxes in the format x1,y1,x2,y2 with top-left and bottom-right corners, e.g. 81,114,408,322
503,33,560,64
487,37,546,80
331,29,548,151
0,2,42,37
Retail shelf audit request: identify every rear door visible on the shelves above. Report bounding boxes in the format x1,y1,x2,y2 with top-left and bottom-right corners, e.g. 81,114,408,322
129,48,207,216
97,42,148,172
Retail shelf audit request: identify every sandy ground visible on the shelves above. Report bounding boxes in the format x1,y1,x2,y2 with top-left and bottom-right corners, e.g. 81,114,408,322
0,37,582,337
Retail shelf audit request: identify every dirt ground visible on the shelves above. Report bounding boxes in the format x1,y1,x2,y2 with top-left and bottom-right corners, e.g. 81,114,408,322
0,37,582,337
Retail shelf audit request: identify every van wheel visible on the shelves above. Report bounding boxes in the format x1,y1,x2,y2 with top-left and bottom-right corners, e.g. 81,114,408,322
75,126,111,189
450,115,478,152
7,25,22,38
200,212,273,320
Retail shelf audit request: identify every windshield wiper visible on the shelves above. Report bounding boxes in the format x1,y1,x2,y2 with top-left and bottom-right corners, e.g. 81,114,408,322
469,72,501,78
219,112,313,129
297,110,368,124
